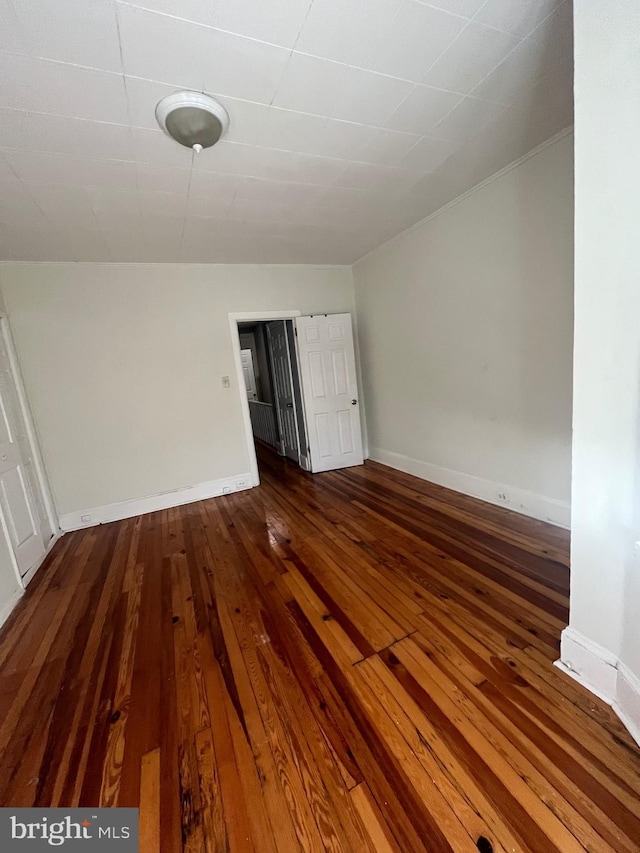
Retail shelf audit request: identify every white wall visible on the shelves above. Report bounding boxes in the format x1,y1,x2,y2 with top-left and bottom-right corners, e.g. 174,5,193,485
0,263,354,524
353,132,574,527
559,0,640,744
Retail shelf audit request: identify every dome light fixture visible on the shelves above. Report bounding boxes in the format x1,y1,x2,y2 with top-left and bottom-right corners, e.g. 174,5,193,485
155,91,230,154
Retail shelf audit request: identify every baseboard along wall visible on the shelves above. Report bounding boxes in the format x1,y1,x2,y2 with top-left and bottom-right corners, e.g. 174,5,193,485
615,662,640,748
557,626,640,747
368,446,571,529
59,472,254,531
0,588,24,631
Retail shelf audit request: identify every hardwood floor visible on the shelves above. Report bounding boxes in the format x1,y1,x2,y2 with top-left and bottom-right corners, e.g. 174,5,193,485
1,448,639,852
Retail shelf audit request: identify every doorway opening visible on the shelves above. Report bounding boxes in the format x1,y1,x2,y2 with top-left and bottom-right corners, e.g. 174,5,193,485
230,310,365,488
238,319,309,477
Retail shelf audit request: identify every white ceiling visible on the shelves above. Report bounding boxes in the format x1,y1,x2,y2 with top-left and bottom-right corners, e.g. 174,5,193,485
0,0,573,264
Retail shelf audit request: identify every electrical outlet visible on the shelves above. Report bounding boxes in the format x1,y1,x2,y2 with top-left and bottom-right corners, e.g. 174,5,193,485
222,486,232,494
235,478,249,490
222,376,230,388
496,491,509,503
80,514,91,523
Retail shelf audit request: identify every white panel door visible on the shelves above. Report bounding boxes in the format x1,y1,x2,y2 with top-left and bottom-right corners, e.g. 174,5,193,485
266,321,299,462
295,314,364,473
240,348,257,400
0,335,46,577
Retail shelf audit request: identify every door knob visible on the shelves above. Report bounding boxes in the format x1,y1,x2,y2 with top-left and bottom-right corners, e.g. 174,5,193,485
351,399,358,405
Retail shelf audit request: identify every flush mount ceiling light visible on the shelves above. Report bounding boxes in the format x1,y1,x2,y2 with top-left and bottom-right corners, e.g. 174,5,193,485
155,91,230,154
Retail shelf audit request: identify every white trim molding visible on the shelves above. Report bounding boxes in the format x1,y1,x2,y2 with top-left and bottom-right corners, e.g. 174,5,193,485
59,473,253,531
228,309,302,488
0,588,24,631
21,531,63,587
556,627,640,747
556,627,619,704
614,662,640,747
368,446,571,529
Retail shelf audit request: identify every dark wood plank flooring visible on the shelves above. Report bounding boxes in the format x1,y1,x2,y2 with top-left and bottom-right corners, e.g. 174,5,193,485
1,446,639,852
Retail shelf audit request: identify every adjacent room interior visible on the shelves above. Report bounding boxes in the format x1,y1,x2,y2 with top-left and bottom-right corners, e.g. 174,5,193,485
1,1,639,851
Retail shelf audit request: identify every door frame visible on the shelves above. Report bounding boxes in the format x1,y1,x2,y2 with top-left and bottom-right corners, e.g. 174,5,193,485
0,314,59,588
229,310,301,487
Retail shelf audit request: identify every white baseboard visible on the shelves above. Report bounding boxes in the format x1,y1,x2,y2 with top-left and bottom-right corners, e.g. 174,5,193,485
614,662,640,747
0,588,24,631
21,532,64,587
556,627,640,746
368,446,571,529
59,472,254,531
556,626,619,704
0,533,64,631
